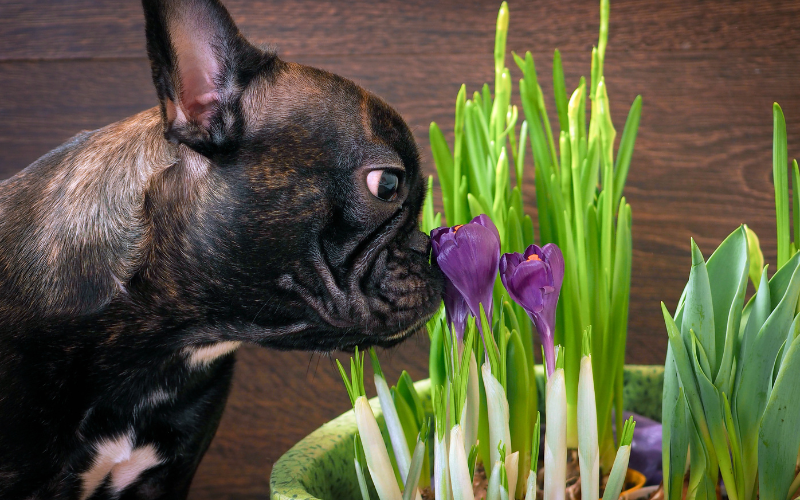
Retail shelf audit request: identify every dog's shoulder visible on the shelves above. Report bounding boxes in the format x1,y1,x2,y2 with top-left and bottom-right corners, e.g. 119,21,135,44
0,108,173,321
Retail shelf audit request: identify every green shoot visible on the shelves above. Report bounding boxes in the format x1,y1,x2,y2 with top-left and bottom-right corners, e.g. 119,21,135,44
337,347,366,407
619,416,636,447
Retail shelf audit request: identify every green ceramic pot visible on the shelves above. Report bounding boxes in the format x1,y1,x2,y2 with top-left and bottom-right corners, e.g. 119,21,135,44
270,364,664,500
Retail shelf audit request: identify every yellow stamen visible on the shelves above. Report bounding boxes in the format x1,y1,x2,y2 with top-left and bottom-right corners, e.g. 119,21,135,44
453,224,464,232
527,254,541,262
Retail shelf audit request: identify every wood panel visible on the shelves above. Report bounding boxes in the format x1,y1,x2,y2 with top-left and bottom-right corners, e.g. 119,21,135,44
1,0,799,61
2,0,800,498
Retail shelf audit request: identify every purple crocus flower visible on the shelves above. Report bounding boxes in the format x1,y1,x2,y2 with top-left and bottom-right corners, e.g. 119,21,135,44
431,215,501,338
499,243,564,375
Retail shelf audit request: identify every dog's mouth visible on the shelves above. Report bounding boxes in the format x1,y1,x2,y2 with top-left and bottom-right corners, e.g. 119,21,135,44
273,208,444,351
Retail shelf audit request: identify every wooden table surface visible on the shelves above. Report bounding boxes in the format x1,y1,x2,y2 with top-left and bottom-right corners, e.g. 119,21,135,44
2,0,800,497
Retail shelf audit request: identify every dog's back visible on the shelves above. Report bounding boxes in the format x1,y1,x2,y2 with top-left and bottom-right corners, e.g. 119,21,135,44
0,110,168,321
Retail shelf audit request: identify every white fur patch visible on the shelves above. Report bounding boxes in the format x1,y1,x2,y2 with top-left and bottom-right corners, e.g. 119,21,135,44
184,341,242,368
80,433,163,499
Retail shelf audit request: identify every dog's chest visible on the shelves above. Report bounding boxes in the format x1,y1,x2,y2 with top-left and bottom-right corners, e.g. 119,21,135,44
54,344,239,499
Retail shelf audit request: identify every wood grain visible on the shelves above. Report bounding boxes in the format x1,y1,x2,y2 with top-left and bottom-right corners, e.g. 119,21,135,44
1,0,799,61
2,0,800,497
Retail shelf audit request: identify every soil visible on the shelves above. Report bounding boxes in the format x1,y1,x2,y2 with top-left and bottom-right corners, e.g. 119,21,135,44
419,450,646,500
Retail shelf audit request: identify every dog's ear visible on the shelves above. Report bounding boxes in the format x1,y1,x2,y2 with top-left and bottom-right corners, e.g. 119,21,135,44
142,0,271,154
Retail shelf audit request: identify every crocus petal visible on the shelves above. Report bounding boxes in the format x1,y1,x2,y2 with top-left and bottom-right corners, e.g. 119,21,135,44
430,226,455,258
470,214,501,243
443,279,470,341
539,244,564,332
435,222,500,323
503,259,549,315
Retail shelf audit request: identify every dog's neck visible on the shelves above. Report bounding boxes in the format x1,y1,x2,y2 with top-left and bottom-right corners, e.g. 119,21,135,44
0,108,219,325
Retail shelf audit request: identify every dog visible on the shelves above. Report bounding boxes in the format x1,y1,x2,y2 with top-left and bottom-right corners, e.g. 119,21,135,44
0,0,442,497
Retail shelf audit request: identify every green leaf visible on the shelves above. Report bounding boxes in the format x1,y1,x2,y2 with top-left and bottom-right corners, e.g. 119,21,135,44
704,226,749,391
354,433,373,500
506,328,531,498
775,103,790,268
396,371,424,428
744,225,765,291
759,332,800,500
692,336,738,500
667,388,689,500
392,386,420,464
506,207,524,256
553,49,569,134
736,262,800,500
794,160,800,249
736,266,770,391
428,314,447,392
402,431,427,500
613,95,642,210
681,240,717,375
662,303,712,447
467,193,488,223
429,123,454,221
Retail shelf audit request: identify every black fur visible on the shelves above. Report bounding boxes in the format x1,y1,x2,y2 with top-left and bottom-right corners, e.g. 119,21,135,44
0,0,442,497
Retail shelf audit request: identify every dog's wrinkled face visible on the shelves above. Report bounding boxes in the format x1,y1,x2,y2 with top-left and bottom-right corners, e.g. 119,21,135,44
143,0,442,350
233,64,443,350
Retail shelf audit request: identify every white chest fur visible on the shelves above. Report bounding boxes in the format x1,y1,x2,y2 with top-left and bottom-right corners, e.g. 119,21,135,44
183,340,242,368
80,432,163,499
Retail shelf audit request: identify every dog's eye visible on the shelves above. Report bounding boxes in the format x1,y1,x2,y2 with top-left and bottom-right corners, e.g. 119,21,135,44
366,170,400,202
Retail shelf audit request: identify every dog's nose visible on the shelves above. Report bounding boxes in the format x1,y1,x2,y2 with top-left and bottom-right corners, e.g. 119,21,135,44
408,230,431,255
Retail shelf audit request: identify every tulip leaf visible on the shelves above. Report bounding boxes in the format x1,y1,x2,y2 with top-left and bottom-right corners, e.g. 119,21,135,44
767,242,800,309
759,332,800,500
736,266,771,392
682,239,717,376
667,388,690,500
662,303,711,445
704,226,749,386
744,225,765,291
736,261,800,500
692,337,737,500
794,160,800,249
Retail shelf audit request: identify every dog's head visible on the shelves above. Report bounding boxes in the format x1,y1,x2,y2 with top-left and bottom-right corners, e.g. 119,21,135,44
141,0,442,350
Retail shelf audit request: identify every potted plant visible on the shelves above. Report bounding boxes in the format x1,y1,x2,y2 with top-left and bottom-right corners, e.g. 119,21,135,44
660,104,800,500
272,0,664,498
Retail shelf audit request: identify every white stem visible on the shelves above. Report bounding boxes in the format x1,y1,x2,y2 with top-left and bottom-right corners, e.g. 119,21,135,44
525,469,538,500
544,368,567,500
434,435,453,500
482,363,512,465
355,397,403,500
578,356,599,500
602,445,631,500
505,451,519,499
487,460,503,500
375,373,412,480
449,425,476,500
463,351,480,454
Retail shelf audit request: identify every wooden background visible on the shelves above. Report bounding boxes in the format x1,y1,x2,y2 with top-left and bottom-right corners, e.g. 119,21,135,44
2,0,800,497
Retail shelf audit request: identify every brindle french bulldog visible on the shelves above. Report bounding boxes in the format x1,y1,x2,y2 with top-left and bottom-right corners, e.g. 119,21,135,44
0,0,442,497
